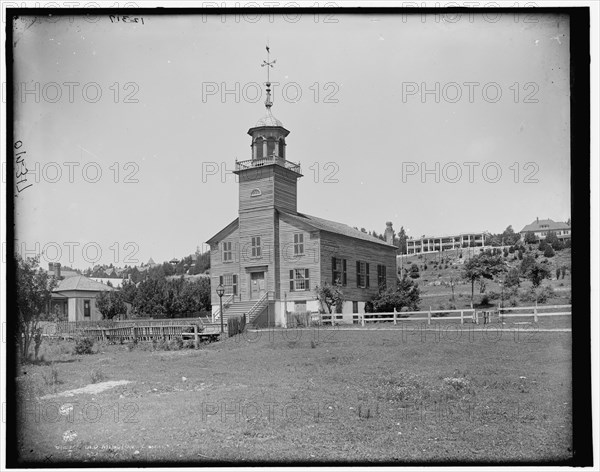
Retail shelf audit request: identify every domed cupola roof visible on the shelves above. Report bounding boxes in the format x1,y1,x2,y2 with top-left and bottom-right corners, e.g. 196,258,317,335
256,107,283,128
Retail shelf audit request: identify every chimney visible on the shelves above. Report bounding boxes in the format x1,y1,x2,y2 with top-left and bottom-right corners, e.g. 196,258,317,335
55,262,61,279
384,221,395,245
48,262,53,272
536,217,539,223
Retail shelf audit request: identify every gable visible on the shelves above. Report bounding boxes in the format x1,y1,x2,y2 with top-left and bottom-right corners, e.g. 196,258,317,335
206,218,239,245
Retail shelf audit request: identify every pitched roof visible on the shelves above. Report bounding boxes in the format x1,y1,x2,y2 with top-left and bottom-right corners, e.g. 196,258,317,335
206,218,239,244
279,211,395,248
53,275,115,293
520,219,570,233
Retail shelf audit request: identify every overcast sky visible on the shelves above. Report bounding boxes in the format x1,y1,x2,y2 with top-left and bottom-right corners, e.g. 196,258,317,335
12,11,570,269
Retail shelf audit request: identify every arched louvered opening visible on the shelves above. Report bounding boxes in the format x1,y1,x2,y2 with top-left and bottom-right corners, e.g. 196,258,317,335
266,138,276,157
254,137,264,159
278,138,286,158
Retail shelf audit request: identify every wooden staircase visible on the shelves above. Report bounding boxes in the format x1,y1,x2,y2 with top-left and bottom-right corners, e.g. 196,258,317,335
213,291,273,326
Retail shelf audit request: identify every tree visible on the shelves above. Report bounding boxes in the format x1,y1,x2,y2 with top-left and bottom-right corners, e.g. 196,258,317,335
120,279,138,305
462,253,506,303
395,226,408,254
543,245,555,257
314,282,345,314
504,268,521,288
371,276,421,312
501,225,520,246
96,290,127,320
522,259,552,288
524,232,537,244
409,263,420,279
16,255,57,361
520,253,536,275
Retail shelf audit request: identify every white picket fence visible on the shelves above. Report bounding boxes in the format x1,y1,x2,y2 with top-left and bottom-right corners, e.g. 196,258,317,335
318,304,572,326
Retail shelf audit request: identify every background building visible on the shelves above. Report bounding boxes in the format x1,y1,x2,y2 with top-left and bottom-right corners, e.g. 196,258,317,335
519,218,571,241
406,232,487,255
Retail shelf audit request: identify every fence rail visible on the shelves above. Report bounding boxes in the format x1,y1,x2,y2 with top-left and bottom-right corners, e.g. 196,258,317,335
65,323,220,347
314,304,572,327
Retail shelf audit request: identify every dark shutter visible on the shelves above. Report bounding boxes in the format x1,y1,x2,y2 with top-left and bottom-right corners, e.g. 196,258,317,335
332,257,336,283
290,270,294,292
356,261,361,287
366,263,370,288
233,275,238,295
219,275,223,285
342,259,347,285
305,269,310,291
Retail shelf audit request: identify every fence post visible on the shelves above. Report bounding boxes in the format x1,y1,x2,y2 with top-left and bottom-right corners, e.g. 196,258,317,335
428,306,431,326
393,308,397,325
460,310,464,325
102,329,107,342
132,326,137,342
194,324,199,349
534,301,538,323
361,313,365,327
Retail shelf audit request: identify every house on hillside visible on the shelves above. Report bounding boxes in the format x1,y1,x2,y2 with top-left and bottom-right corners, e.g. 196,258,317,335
519,218,571,241
206,80,397,327
50,275,125,321
405,231,488,255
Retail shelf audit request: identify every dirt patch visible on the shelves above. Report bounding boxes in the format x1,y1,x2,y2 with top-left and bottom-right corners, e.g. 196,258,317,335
40,380,132,399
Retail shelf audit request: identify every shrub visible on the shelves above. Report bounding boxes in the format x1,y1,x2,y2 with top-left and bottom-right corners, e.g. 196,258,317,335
168,338,183,350
487,291,501,301
544,245,555,257
479,295,491,306
73,336,94,355
89,368,105,384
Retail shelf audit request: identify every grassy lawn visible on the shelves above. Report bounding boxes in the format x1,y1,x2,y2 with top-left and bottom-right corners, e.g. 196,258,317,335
15,327,572,465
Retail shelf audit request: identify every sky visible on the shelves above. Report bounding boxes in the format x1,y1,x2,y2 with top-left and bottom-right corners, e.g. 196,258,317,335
11,10,571,270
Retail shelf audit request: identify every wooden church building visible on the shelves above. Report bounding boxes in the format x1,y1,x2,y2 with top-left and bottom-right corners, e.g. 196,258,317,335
207,75,397,326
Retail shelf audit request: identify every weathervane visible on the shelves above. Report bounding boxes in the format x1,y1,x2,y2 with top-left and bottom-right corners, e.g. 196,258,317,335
261,45,276,83
261,44,276,109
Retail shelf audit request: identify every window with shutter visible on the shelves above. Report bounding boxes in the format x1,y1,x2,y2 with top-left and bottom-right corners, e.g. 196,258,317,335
332,257,347,286
357,261,368,288
222,241,233,262
377,264,386,290
251,236,261,258
294,233,304,255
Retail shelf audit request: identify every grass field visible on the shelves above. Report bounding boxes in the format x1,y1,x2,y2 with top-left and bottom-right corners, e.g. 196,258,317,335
15,324,572,465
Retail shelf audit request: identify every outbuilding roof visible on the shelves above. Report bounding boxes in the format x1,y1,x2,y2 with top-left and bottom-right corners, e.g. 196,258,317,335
53,275,115,293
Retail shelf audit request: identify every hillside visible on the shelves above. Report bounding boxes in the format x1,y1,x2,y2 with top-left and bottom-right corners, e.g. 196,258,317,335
397,246,571,311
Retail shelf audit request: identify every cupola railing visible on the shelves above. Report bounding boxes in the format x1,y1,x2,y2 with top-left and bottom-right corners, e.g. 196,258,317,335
235,155,301,174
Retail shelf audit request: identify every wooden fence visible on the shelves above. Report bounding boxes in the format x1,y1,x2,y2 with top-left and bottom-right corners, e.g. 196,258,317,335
315,304,572,327
51,318,206,336
69,323,223,347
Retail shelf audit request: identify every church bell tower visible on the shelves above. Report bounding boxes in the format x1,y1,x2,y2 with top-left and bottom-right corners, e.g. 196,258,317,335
234,47,302,215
